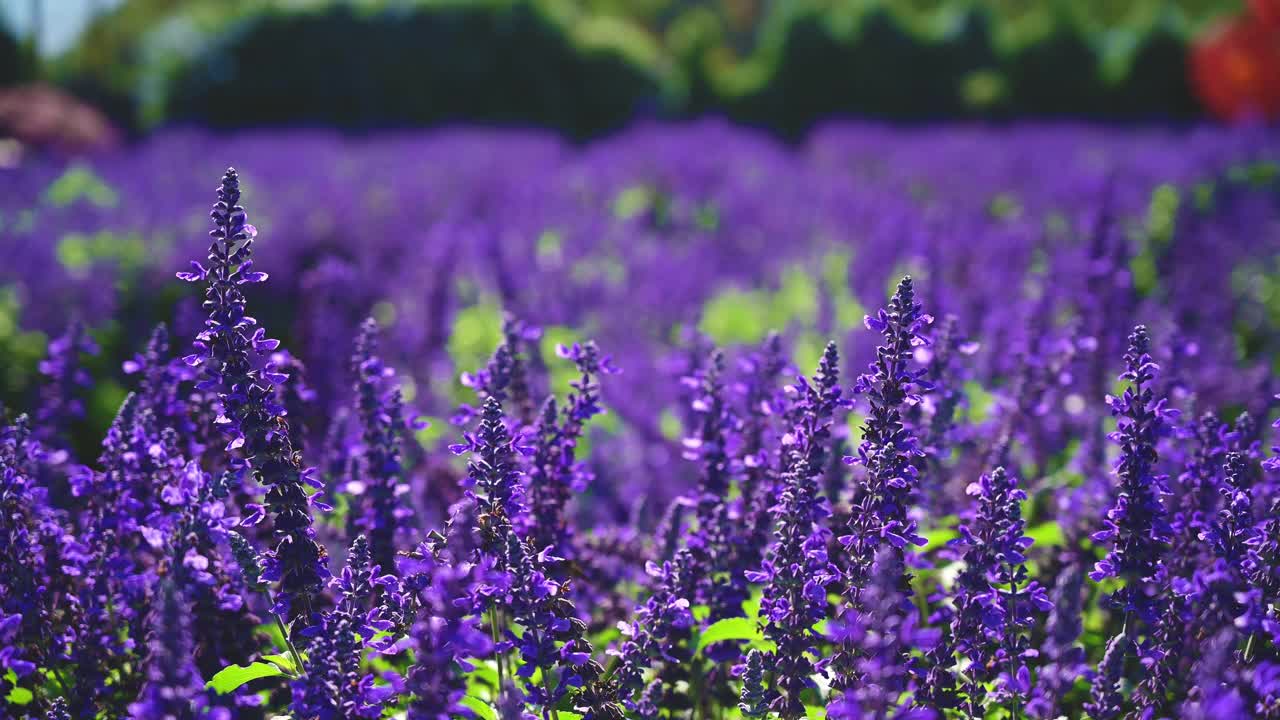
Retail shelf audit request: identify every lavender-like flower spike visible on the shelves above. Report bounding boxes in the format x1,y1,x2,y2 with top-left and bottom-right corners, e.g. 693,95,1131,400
1027,565,1087,719
45,698,70,720
844,275,930,555
179,167,328,620
291,536,385,720
684,349,744,624
614,550,698,710
830,546,933,716
36,320,99,448
227,530,267,592
452,395,525,559
129,581,204,719
501,312,539,426
1085,633,1129,720
0,416,55,693
406,552,493,720
1090,325,1176,628
525,338,614,559
834,276,930,693
947,467,1050,716
739,648,769,718
123,322,187,430
351,318,413,571
749,453,839,719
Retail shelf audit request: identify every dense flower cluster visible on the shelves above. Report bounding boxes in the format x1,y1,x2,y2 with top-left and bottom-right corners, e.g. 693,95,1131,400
1,131,1279,720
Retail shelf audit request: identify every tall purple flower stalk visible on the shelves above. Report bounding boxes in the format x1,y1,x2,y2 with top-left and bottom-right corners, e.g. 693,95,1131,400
291,535,388,719
1026,566,1087,718
1089,325,1176,630
834,276,930,695
683,349,745,624
526,340,615,559
946,467,1050,717
405,551,493,720
36,321,98,449
178,168,328,620
747,454,839,718
350,318,414,572
129,581,205,719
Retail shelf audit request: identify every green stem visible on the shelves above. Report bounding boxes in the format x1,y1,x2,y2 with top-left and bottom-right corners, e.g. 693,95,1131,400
275,613,307,678
490,608,506,694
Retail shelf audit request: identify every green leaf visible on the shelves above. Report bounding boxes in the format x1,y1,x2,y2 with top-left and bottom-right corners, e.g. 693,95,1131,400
805,705,827,720
261,653,296,674
466,661,500,695
5,686,33,705
205,661,287,694
696,617,767,654
920,527,958,551
1027,521,1065,548
691,604,711,623
460,695,497,720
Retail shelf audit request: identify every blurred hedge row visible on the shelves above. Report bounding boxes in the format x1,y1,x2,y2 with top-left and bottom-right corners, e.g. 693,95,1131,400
9,0,1246,138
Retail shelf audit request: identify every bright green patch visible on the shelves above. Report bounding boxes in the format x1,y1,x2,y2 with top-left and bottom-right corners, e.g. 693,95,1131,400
56,231,148,274
921,526,959,551
415,415,448,449
696,617,770,655
659,408,683,441
963,381,995,423
4,686,33,705
699,287,774,346
989,192,1023,220
206,661,289,694
537,229,564,267
793,332,826,376
613,185,653,220
371,300,397,328
823,250,865,330
45,165,118,208
447,297,504,399
1027,521,1065,548
460,695,497,720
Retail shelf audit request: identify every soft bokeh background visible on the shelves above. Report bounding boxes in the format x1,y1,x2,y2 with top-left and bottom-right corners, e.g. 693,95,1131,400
0,0,1278,511
1,0,1277,145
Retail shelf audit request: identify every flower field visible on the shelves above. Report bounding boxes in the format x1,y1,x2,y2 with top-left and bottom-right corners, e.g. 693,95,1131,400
2,120,1280,718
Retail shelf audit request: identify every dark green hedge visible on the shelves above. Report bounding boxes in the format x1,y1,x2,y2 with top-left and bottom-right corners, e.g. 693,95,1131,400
59,1,1209,139
0,22,23,87
724,9,1200,137
163,4,665,139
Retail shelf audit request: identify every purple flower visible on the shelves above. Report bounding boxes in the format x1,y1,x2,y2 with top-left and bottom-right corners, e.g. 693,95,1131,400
752,454,839,718
406,552,493,720
1089,325,1175,628
180,168,328,620
1085,633,1129,720
36,320,99,448
947,467,1050,715
350,318,414,571
129,581,206,720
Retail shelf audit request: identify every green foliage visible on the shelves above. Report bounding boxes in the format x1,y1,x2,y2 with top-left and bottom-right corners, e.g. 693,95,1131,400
699,264,820,348
159,2,666,138
53,0,1226,137
206,661,290,694
461,695,498,720
4,686,33,705
696,617,775,656
44,166,118,209
963,381,995,423
921,526,960,551
1027,521,1066,547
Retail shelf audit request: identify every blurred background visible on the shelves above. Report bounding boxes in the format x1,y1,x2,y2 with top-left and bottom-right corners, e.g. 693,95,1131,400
0,0,1278,512
1,0,1279,150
